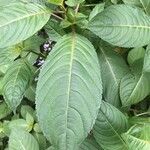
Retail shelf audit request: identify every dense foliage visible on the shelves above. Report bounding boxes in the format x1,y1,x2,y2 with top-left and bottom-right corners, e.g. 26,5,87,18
0,0,150,149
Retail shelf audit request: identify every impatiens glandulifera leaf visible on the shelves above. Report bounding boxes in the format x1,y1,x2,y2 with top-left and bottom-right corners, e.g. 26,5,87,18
36,33,102,150
0,2,50,48
2,60,33,111
93,101,129,150
88,5,150,47
98,42,129,107
9,128,39,150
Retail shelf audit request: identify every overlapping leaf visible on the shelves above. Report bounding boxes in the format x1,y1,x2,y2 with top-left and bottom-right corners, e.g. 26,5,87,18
2,60,33,111
127,47,145,65
9,128,39,150
80,136,102,150
88,5,150,47
143,45,150,72
120,60,150,106
123,0,150,15
122,124,150,150
98,42,129,107
36,34,102,150
0,2,50,48
93,101,128,150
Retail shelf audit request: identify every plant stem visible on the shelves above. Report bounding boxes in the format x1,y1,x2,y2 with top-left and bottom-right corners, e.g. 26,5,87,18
136,112,150,117
51,13,64,21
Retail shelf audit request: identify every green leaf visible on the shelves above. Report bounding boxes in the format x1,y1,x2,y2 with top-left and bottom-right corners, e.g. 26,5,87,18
127,47,145,65
120,61,150,106
2,60,33,111
122,124,150,150
65,0,85,6
45,19,65,42
33,132,47,150
0,102,12,120
88,5,150,47
0,46,21,66
47,0,63,5
9,128,39,150
36,34,102,149
0,0,25,6
123,0,141,6
0,2,50,48
21,105,36,120
89,3,105,21
98,42,129,107
93,101,129,150
8,119,32,132
80,136,102,150
24,83,36,102
143,45,150,72
123,0,150,15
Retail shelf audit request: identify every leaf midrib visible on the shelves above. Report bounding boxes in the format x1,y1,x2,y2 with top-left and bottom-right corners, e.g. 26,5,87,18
129,74,143,101
100,106,128,149
65,33,76,147
100,47,118,86
0,7,48,29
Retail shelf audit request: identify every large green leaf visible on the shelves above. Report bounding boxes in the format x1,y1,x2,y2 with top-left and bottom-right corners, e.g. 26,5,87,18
0,2,50,48
122,123,150,150
80,136,102,150
88,5,150,47
36,34,102,149
93,101,128,150
98,42,129,107
120,60,150,106
2,60,33,111
9,128,39,150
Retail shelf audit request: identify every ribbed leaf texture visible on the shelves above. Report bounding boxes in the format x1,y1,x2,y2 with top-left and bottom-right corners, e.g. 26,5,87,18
93,101,129,150
9,128,39,150
122,124,150,150
36,34,102,150
120,62,150,106
88,5,150,48
98,42,129,107
2,60,33,111
79,136,102,150
0,2,50,48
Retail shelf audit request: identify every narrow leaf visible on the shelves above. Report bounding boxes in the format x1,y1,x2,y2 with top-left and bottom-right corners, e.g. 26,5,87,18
36,34,102,149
